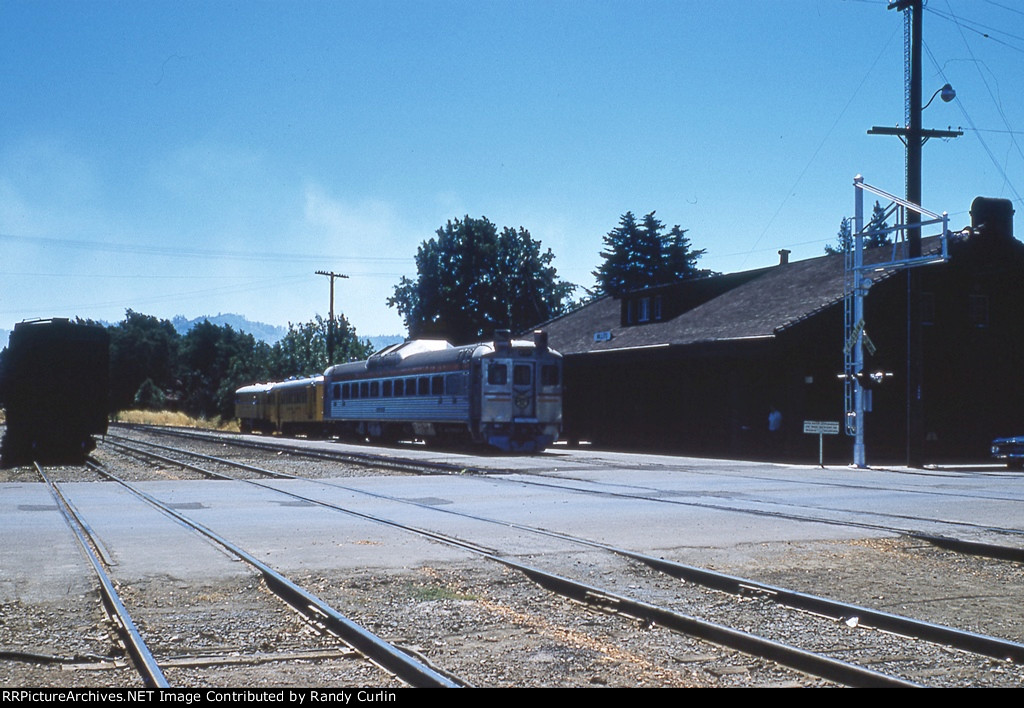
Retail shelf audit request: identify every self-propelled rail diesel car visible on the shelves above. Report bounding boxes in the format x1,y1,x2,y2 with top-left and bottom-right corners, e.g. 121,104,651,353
323,330,562,452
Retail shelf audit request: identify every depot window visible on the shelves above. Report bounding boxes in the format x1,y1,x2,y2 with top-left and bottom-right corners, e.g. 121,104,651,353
637,297,650,323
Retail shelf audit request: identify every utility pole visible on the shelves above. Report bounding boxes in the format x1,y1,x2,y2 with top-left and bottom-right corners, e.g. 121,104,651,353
867,0,960,467
315,270,349,365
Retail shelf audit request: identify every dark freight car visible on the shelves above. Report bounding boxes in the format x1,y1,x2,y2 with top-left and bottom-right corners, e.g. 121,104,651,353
0,319,110,466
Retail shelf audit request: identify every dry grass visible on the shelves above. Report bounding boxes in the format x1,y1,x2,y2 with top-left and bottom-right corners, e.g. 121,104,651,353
111,409,240,432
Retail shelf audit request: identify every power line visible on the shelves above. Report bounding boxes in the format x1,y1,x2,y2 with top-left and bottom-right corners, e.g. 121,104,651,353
737,20,901,268
0,232,409,264
928,2,1024,203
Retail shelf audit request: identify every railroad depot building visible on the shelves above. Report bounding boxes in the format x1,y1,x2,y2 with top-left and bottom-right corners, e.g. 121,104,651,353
542,198,1022,463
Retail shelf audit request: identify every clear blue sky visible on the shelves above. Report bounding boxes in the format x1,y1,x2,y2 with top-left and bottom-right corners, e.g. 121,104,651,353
2,0,1021,340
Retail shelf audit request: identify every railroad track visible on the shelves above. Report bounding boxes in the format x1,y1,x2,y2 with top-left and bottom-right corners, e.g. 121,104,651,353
15,459,463,688
92,432,1024,686
34,462,168,687
113,424,1024,562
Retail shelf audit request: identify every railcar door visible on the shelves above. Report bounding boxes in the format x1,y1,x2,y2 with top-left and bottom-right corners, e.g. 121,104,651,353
511,361,536,419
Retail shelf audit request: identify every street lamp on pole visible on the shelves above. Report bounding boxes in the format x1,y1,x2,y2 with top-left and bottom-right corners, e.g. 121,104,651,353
867,0,961,467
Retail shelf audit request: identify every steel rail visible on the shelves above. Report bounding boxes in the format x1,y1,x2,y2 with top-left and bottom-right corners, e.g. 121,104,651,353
84,460,463,688
105,432,1024,662
97,440,925,687
99,439,500,556
114,426,1024,553
35,463,169,688
111,424,467,475
494,558,920,688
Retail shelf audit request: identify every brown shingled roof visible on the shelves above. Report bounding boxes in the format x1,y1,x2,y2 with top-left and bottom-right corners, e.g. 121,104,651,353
543,236,946,356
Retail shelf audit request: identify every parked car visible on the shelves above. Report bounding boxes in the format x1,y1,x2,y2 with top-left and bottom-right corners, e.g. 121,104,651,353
991,436,1024,469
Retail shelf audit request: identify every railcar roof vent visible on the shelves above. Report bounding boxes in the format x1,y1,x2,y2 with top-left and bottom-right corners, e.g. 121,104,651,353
533,330,548,353
367,339,452,368
494,329,512,353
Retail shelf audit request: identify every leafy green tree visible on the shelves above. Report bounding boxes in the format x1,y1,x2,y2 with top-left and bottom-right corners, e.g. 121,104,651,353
389,216,575,344
133,378,167,410
594,211,710,296
177,320,267,420
107,310,180,413
269,314,372,379
102,310,373,420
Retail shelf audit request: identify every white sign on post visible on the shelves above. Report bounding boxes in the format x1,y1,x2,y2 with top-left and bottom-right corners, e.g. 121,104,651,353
803,420,840,467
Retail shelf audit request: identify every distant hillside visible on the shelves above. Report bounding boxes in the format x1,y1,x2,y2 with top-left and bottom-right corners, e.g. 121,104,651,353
171,314,287,344
169,314,404,353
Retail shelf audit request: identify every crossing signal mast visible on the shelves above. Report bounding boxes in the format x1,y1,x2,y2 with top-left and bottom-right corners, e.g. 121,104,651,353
844,177,950,468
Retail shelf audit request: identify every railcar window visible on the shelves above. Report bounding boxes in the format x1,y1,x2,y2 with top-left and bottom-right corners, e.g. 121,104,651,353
406,378,417,395
335,384,342,399
513,365,531,386
431,376,443,395
418,377,430,395
488,363,507,385
541,365,560,386
383,380,392,397
359,382,369,398
445,374,465,396
394,379,404,396
370,381,380,398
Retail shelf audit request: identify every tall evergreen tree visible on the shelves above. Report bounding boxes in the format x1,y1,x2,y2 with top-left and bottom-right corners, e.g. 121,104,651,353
825,202,892,255
825,217,853,255
865,201,893,248
594,211,709,296
663,224,709,281
593,211,643,297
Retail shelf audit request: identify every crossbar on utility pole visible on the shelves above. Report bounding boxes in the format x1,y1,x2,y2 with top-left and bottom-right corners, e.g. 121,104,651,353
315,270,349,364
867,0,961,467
